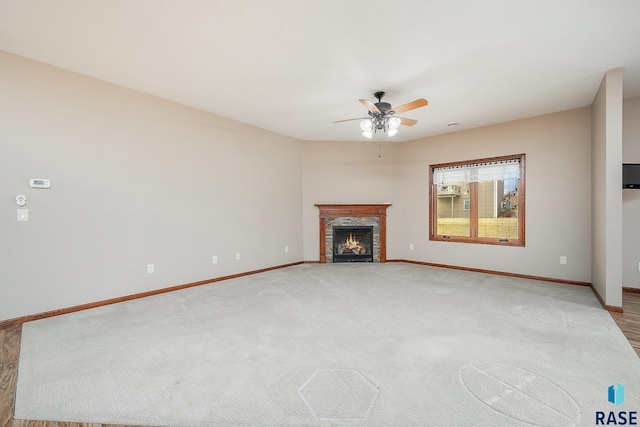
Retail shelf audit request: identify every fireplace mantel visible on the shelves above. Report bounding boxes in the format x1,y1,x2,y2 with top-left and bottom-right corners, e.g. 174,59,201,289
315,204,391,263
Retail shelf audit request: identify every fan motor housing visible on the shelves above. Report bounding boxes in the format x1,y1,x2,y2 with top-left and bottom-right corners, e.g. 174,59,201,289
375,102,392,113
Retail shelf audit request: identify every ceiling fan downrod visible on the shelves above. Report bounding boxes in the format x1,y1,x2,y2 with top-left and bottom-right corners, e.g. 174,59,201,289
372,91,392,115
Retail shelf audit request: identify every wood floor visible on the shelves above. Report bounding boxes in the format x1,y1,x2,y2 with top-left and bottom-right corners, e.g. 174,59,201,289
1,291,639,427
610,291,640,357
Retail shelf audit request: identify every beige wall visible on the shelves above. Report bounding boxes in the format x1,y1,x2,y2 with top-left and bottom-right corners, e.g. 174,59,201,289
301,140,401,260
392,108,592,281
0,51,303,321
591,69,623,307
623,96,640,289
2,50,630,321
302,108,592,282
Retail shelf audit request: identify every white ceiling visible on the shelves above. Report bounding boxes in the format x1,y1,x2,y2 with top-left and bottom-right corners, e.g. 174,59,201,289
1,1,640,142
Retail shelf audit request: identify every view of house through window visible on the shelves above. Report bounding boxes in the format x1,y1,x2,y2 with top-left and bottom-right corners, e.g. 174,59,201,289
435,182,470,237
430,154,525,246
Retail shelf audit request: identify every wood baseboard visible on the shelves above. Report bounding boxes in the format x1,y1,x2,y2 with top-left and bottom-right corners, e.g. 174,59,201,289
5,260,626,328
0,261,304,329
387,259,626,313
584,282,626,313
387,259,591,287
604,305,624,313
589,285,624,313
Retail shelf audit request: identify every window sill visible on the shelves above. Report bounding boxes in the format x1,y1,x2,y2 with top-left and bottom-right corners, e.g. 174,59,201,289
430,235,525,247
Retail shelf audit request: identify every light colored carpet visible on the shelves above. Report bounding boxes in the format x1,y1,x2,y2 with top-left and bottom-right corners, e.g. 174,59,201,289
15,263,640,426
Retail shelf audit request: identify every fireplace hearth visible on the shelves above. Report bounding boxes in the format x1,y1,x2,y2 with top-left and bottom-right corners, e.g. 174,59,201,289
333,226,373,263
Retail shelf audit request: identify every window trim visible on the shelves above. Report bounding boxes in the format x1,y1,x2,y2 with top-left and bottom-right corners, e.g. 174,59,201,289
429,153,526,247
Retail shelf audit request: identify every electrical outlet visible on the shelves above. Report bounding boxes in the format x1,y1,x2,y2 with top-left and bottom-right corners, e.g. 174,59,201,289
147,264,155,274
17,209,28,221
409,243,414,250
212,256,218,264
236,253,240,260
285,246,289,253
560,256,567,265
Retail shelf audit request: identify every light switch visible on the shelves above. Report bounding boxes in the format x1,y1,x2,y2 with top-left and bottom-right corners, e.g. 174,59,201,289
17,209,29,221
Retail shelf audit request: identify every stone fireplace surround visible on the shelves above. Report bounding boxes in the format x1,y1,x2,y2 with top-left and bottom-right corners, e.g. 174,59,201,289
314,204,391,263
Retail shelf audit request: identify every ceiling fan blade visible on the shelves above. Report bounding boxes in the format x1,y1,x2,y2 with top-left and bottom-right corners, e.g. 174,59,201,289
398,117,418,126
392,98,428,115
359,99,381,114
333,117,366,123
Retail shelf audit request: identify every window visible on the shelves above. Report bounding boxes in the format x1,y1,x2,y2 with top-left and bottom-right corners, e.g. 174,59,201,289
430,154,525,246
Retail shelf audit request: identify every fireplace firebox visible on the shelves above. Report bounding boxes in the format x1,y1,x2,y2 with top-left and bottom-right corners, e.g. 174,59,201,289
332,226,373,263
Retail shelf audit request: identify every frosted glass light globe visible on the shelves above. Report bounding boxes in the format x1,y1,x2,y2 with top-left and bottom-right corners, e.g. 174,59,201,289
360,119,373,132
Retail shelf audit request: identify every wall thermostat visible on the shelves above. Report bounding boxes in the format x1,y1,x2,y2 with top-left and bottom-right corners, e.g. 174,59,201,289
29,178,51,189
16,195,27,206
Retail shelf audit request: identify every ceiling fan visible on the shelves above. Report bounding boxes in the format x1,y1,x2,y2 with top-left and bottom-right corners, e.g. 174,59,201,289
334,91,428,139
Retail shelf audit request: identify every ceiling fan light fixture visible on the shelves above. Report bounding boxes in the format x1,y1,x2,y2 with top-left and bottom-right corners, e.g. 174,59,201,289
360,119,373,132
335,92,427,140
388,117,401,130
